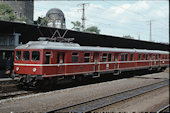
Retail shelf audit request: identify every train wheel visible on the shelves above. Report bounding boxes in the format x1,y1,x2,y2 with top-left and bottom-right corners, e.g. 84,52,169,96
148,67,152,71
160,67,166,72
35,80,43,90
113,70,120,75
157,67,161,72
75,75,84,82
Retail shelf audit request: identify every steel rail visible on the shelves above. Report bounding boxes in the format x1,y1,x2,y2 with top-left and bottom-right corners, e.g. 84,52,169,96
0,91,32,99
157,104,169,113
0,79,34,99
47,80,169,113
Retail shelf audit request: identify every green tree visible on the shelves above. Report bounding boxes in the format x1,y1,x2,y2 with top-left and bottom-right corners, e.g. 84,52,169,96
71,21,82,31
123,35,134,39
34,17,48,26
71,21,100,34
0,3,32,24
0,3,17,21
86,26,100,34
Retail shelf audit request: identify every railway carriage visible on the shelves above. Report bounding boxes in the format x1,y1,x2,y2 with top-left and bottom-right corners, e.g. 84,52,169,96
14,39,169,87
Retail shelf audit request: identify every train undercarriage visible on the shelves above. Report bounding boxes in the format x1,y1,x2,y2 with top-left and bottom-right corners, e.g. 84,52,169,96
17,66,168,89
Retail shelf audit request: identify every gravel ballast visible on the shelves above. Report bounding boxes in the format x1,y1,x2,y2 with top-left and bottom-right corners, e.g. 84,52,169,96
0,72,169,112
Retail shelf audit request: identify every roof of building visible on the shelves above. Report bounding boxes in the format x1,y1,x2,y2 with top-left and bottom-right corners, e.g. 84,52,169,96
0,20,169,51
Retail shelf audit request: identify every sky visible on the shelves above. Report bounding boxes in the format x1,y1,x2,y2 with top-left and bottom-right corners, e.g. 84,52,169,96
34,0,169,44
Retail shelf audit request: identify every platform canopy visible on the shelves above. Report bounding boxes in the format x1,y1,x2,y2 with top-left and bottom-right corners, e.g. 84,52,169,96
0,20,169,51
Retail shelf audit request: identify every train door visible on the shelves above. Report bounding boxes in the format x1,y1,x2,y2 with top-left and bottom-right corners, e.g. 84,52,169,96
93,53,99,72
114,53,119,70
158,54,160,67
149,54,152,68
45,51,51,64
57,52,66,74
152,55,156,67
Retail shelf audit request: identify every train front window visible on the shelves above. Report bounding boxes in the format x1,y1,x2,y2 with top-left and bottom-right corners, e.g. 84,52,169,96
23,51,30,60
45,52,51,64
16,51,21,60
32,51,40,61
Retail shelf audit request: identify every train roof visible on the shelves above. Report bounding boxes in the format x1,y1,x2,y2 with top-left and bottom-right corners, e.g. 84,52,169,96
15,41,169,54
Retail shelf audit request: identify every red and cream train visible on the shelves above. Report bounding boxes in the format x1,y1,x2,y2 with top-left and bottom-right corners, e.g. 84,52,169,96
14,39,169,87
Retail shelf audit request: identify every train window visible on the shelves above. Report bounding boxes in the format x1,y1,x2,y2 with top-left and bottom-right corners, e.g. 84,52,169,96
32,51,40,61
156,55,158,59
62,53,65,63
114,53,119,61
72,53,79,63
152,55,155,59
45,52,50,64
16,51,21,60
125,54,128,61
130,54,134,61
57,53,65,63
57,53,60,63
143,54,145,60
121,54,124,61
102,53,107,62
84,53,90,62
162,55,164,59
138,54,141,60
108,53,112,62
146,54,148,60
112,55,114,61
23,51,30,60
150,54,152,59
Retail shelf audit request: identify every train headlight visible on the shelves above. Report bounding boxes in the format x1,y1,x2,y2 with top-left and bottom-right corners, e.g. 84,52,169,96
33,68,36,72
16,67,19,71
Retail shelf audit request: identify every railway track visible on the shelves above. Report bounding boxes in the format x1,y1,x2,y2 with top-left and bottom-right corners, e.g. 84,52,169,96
0,91,33,99
157,104,169,113
0,71,168,100
0,73,135,100
47,80,169,113
0,78,35,99
0,78,19,93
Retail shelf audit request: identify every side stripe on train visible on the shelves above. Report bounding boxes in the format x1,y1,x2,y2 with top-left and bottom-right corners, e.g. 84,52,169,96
14,59,169,67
